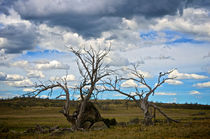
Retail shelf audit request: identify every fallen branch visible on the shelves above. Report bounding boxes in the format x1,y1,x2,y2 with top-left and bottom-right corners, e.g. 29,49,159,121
149,103,179,123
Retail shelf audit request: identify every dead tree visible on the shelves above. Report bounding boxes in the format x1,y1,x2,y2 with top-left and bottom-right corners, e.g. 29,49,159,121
25,46,112,130
24,77,77,128
104,65,179,125
69,46,111,129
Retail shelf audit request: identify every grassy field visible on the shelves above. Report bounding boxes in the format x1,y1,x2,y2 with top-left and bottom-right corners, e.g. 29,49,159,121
0,98,210,138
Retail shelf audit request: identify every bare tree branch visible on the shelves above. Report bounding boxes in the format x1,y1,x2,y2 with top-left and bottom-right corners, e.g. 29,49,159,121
69,46,112,128
103,66,177,125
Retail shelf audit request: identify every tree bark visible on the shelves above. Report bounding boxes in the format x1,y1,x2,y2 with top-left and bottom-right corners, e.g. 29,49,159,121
144,111,153,126
140,100,153,125
76,98,88,128
74,99,103,129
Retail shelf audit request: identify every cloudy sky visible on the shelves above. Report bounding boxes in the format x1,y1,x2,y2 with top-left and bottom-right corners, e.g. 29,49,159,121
0,0,210,104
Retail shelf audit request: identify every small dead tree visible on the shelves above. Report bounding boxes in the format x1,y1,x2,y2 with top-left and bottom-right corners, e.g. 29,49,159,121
69,46,111,129
105,65,179,125
25,77,77,127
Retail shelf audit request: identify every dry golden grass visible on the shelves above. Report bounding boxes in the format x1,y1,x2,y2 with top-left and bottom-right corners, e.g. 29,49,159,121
0,100,210,139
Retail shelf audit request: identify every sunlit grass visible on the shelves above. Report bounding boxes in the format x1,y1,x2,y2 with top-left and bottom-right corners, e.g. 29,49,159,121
0,100,210,138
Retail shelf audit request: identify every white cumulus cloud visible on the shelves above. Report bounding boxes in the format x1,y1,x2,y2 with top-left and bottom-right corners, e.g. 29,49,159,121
35,60,69,70
63,74,75,81
23,88,34,92
156,92,176,96
105,52,130,67
6,74,25,81
7,78,33,87
193,81,210,88
0,8,31,27
122,17,138,30
151,8,210,41
50,74,75,82
121,79,137,88
11,60,29,68
166,79,183,85
0,72,25,81
27,70,45,78
128,70,152,78
190,90,201,95
168,70,208,79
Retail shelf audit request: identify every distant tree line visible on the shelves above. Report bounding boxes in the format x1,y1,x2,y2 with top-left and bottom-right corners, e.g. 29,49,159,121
1,97,209,110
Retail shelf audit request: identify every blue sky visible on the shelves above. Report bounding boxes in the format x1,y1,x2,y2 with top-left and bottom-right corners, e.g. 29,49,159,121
0,0,210,104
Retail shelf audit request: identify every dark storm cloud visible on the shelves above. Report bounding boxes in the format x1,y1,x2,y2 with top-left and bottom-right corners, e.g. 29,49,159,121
0,0,18,14
0,24,37,53
13,0,186,18
39,15,122,38
186,0,210,9
1,0,210,39
10,0,187,38
112,0,185,18
2,0,210,38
